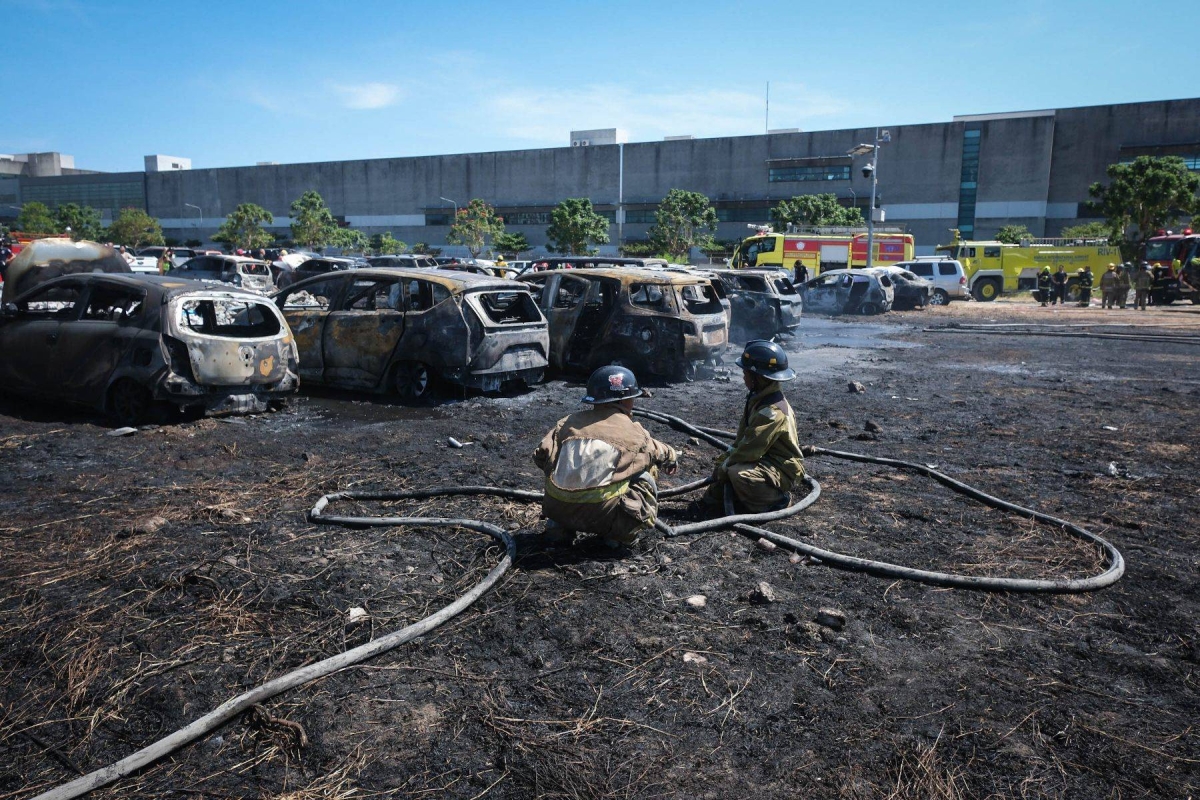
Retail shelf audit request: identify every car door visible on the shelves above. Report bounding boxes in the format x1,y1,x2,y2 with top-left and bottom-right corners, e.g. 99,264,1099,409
528,274,591,370
276,276,349,383
802,273,849,314
0,279,86,399
320,276,407,388
52,283,149,408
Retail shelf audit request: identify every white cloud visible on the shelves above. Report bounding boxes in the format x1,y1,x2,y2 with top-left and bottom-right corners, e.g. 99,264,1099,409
483,83,850,143
331,82,403,110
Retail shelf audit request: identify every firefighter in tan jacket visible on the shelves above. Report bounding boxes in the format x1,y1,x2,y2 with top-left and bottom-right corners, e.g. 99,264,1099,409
699,340,806,516
534,366,678,547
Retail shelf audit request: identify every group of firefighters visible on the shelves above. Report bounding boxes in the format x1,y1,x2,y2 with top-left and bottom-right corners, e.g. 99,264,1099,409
533,340,805,549
1035,261,1157,310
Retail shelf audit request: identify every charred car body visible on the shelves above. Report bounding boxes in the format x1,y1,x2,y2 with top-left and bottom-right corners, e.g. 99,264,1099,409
801,269,895,315
518,267,728,380
707,268,803,339
865,267,932,310
0,273,299,424
274,268,548,399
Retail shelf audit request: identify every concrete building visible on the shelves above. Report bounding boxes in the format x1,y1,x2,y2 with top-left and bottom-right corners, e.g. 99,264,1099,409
6,98,1198,255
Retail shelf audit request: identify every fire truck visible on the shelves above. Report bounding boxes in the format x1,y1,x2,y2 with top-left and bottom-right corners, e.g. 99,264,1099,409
729,226,915,276
1144,228,1199,304
935,230,1121,301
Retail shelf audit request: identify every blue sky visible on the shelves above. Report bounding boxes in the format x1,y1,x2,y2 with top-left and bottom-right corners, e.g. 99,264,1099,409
3,0,1188,172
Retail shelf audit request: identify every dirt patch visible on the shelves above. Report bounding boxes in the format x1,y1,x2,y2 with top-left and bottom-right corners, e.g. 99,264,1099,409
2,300,1198,799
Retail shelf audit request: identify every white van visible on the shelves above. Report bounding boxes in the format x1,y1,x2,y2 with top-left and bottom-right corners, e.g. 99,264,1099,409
897,259,968,304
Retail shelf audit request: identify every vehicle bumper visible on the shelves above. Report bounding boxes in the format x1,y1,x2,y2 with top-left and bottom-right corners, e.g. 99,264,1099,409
157,369,299,413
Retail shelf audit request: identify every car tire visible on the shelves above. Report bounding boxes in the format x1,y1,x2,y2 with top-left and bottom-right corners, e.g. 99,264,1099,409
930,289,949,306
391,361,434,401
107,379,152,427
857,303,879,315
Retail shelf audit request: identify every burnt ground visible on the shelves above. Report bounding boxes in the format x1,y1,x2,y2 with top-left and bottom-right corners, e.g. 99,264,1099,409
1,299,1198,800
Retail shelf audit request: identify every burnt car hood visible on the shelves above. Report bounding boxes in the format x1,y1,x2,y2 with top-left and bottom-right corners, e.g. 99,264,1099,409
2,239,131,305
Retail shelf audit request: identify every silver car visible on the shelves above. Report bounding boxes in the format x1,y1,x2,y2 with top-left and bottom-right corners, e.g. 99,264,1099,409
800,269,894,315
174,255,276,294
897,259,968,305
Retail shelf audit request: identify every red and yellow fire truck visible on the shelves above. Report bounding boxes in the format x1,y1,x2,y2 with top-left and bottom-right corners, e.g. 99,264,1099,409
730,226,915,276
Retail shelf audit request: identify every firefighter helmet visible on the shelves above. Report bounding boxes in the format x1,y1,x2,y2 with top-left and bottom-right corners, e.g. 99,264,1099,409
739,339,796,381
582,365,646,404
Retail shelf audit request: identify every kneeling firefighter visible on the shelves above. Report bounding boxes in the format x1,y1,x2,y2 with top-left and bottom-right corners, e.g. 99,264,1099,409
699,340,806,516
533,366,678,547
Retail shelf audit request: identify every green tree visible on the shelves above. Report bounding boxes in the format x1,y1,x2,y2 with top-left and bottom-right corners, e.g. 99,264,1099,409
1088,156,1199,245
368,232,407,255
332,228,368,253
213,203,275,251
994,224,1033,244
16,202,57,234
290,190,338,250
546,198,610,255
412,242,442,256
493,231,530,257
107,207,165,249
53,203,102,241
1060,221,1114,241
648,189,719,261
447,198,505,257
770,193,863,229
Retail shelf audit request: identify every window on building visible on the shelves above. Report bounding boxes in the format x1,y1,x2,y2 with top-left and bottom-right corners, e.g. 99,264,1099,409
424,213,451,226
956,128,981,235
624,209,657,224
768,165,851,182
20,181,145,213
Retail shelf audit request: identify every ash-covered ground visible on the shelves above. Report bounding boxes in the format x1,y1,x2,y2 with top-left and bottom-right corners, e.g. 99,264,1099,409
2,301,1198,799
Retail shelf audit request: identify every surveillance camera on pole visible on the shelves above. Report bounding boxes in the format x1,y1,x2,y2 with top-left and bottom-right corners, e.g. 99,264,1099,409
861,163,875,180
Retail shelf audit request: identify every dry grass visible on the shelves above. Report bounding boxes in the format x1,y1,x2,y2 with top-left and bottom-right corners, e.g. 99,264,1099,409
885,732,967,800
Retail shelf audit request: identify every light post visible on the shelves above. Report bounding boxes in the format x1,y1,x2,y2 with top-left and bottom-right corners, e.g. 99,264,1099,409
848,129,890,268
184,203,203,226
438,196,458,221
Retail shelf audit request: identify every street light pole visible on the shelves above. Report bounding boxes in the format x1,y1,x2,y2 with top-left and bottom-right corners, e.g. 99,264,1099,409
866,131,879,269
184,203,203,226
439,196,458,219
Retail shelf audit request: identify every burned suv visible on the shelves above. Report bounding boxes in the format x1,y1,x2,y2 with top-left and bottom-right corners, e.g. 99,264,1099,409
707,268,803,339
274,268,548,399
519,267,728,380
0,274,299,424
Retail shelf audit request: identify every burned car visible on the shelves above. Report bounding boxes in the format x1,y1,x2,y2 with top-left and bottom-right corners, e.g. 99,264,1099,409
800,269,894,315
1,238,131,301
525,256,669,272
173,254,275,294
708,268,803,339
518,267,728,380
0,273,298,425
273,268,548,399
865,266,932,310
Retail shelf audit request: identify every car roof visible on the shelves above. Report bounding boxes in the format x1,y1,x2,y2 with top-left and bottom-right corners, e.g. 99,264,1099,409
281,267,528,293
15,272,271,301
526,267,711,285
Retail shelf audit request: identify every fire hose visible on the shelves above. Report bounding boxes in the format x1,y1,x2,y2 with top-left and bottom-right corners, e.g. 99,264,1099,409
28,410,1124,800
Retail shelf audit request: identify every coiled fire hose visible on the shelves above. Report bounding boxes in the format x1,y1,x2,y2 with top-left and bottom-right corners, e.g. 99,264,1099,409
29,410,1124,800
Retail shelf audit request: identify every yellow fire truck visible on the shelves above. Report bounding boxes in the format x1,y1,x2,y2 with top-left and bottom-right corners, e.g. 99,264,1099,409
730,226,915,276
935,230,1122,301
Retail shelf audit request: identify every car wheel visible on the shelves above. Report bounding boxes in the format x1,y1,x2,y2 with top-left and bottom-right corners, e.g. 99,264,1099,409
857,303,879,315
392,361,433,401
107,378,152,427
930,289,949,306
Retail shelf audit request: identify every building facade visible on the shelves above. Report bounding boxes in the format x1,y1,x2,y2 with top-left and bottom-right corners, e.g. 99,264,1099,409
6,98,1198,254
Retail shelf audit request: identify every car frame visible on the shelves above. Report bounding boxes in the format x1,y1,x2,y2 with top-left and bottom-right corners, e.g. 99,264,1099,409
518,267,728,380
0,273,298,424
800,269,894,315
273,267,549,399
706,268,803,339
864,266,933,310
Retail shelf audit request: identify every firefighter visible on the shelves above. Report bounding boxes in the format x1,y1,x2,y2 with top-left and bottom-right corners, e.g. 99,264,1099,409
1036,266,1052,306
1077,266,1093,307
1116,262,1132,308
533,366,678,548
1100,263,1118,309
697,340,806,516
1051,265,1068,305
1134,264,1153,310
